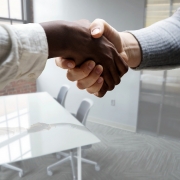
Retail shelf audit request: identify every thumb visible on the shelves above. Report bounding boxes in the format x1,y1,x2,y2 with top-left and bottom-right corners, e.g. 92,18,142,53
90,19,105,38
90,19,122,53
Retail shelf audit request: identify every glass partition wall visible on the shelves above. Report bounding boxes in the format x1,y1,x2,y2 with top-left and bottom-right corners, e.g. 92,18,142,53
137,0,180,140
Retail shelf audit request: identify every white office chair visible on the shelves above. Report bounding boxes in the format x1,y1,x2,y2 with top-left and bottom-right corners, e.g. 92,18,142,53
47,98,100,179
55,85,70,107
1,164,23,177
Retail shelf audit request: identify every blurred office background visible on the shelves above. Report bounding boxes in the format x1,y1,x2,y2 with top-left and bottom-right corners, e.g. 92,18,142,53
138,0,180,140
0,0,180,140
34,0,144,133
1,1,180,179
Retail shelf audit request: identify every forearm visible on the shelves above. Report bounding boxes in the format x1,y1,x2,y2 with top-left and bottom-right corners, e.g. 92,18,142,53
129,8,180,70
40,20,92,59
40,21,73,59
119,32,141,68
0,24,48,90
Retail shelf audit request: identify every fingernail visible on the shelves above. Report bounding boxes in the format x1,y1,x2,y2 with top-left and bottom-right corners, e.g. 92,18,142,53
92,28,100,35
97,77,103,84
88,62,95,70
67,63,74,68
96,68,102,75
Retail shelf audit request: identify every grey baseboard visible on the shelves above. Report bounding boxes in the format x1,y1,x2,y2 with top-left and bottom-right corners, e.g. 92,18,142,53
87,116,136,133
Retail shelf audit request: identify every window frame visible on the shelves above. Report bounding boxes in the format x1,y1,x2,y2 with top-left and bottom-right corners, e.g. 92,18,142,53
0,0,33,25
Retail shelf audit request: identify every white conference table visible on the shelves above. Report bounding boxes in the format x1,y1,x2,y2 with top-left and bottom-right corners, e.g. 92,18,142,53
0,92,100,180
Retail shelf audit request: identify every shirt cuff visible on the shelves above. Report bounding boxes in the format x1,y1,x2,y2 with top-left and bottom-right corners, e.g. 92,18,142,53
10,23,48,80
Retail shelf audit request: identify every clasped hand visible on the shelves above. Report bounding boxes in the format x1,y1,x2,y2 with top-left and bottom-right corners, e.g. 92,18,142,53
41,19,128,97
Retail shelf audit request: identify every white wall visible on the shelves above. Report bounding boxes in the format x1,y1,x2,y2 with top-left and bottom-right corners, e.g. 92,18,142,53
33,0,145,131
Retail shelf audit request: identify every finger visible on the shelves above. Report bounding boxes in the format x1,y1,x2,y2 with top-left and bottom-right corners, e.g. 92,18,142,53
55,57,75,69
67,60,95,81
94,81,108,97
102,69,115,91
109,51,122,85
90,19,122,52
115,53,128,78
86,77,104,94
90,19,105,38
109,66,121,85
77,65,103,89
110,52,121,85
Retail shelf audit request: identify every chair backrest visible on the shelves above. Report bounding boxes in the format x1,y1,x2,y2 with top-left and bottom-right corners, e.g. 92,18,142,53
57,85,70,107
76,98,93,125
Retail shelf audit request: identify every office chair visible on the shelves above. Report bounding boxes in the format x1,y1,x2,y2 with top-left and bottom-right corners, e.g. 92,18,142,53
1,164,23,177
47,98,100,179
55,85,70,107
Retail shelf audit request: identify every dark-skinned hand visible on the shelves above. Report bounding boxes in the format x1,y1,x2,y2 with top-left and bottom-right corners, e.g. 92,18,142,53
40,20,124,97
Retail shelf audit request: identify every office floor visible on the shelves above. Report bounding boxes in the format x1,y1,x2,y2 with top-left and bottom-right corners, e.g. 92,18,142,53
1,121,180,180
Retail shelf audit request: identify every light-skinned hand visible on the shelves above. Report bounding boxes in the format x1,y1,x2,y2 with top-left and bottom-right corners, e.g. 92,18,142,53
55,19,141,97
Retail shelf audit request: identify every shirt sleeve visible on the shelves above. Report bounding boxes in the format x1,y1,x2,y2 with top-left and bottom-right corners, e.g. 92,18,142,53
129,8,180,70
0,23,48,90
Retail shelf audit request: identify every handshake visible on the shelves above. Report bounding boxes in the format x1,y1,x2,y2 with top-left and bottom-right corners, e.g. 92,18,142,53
40,19,141,97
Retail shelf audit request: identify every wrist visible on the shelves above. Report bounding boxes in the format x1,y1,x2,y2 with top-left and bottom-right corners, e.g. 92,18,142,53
119,32,141,68
40,21,72,59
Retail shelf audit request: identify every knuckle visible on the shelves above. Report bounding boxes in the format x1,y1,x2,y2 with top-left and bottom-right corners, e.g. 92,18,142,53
96,92,103,98
122,66,128,76
95,18,102,22
98,92,105,98
55,59,61,67
82,70,89,77
98,95,104,98
99,87,108,97
81,65,90,77
66,71,75,81
124,66,128,73
77,81,85,90
86,89,94,94
115,78,121,85
55,58,66,68
108,84,115,91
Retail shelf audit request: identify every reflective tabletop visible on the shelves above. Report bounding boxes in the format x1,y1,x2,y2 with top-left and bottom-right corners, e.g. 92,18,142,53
0,92,100,165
